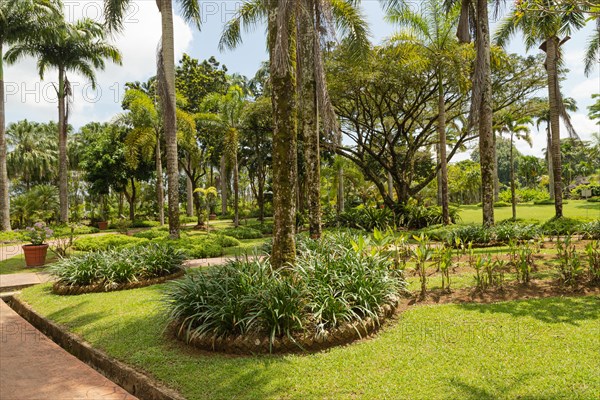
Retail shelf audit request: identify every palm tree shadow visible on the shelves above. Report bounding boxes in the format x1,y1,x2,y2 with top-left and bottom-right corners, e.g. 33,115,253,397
458,296,600,326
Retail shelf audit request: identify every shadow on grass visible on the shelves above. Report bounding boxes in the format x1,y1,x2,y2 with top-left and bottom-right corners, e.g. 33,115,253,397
449,373,579,400
458,296,600,326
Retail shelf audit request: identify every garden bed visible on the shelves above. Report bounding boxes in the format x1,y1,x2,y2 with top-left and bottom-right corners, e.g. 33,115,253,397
171,302,396,355
52,270,186,295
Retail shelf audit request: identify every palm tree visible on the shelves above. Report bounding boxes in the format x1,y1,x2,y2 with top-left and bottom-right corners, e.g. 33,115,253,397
530,96,577,200
6,120,57,189
119,87,165,225
447,0,495,226
6,18,121,223
493,113,532,221
494,4,586,218
199,85,246,227
104,0,201,239
220,0,369,266
0,0,60,230
386,0,462,225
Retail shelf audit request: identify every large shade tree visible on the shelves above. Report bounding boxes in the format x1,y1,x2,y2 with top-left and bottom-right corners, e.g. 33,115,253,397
6,17,121,223
0,0,60,230
104,0,202,238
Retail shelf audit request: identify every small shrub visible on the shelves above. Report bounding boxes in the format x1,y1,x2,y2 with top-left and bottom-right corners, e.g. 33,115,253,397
555,236,584,286
133,229,170,240
73,235,149,252
213,234,241,248
542,217,581,236
221,227,263,239
447,225,492,246
580,221,600,240
435,245,453,291
585,241,600,284
0,231,26,243
411,234,433,298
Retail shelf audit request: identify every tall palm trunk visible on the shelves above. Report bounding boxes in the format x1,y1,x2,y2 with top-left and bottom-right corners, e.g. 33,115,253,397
220,154,227,216
233,150,240,227
436,143,442,205
155,137,165,225
475,0,494,227
547,126,555,199
299,0,321,239
546,36,563,218
510,132,517,221
186,175,193,217
160,0,180,238
493,133,499,202
438,71,449,225
58,67,69,223
270,4,297,268
0,42,10,231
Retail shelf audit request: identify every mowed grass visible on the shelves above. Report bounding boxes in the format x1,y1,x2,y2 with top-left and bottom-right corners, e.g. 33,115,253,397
0,253,57,274
459,200,600,224
19,284,600,400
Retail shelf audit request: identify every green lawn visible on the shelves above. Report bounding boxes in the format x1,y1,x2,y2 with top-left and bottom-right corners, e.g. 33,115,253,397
18,284,600,400
0,254,56,274
459,200,600,224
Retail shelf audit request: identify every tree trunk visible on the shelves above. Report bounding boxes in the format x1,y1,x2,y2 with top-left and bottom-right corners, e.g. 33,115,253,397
337,162,344,214
475,0,494,227
220,154,227,216
387,171,394,203
186,174,194,217
270,4,297,268
129,177,136,221
438,72,450,225
493,133,499,202
58,67,69,223
510,132,517,221
160,0,180,238
547,126,555,199
546,37,563,218
436,142,442,206
299,0,321,239
156,137,165,225
233,152,240,227
0,42,10,231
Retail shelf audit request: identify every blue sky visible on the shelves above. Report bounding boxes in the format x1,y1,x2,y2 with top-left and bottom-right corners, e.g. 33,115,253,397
6,1,599,160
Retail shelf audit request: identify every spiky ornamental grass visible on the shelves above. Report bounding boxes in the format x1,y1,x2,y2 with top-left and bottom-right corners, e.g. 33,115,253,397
164,232,406,344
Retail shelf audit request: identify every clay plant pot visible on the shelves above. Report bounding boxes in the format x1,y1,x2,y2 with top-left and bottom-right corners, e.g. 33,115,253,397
22,244,49,267
209,214,217,221
97,221,108,230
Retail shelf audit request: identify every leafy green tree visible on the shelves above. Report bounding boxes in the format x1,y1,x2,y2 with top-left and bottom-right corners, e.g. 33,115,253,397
386,0,463,225
104,0,202,239
0,0,60,230
589,94,600,125
6,18,121,223
495,3,587,218
120,87,165,225
6,120,57,189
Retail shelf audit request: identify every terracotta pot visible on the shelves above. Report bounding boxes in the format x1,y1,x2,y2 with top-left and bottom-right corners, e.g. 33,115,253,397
209,214,217,221
22,244,49,267
97,221,108,230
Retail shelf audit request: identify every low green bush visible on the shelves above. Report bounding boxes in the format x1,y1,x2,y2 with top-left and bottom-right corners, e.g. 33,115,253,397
73,235,149,252
213,234,241,248
541,217,581,236
499,188,549,203
50,243,185,287
533,198,569,205
51,225,99,237
581,221,600,240
133,229,170,240
587,196,600,203
570,183,600,199
221,227,263,239
164,232,405,345
246,221,274,235
0,231,26,243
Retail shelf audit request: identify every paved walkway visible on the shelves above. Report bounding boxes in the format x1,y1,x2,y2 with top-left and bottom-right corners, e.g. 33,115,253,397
0,300,137,400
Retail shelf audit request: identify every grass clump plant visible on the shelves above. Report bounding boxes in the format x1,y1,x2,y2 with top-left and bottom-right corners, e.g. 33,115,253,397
73,234,149,251
50,243,185,288
164,232,405,348
221,227,263,239
555,236,584,287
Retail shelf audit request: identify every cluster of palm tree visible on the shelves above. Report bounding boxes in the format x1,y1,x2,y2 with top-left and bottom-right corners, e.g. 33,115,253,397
2,0,597,270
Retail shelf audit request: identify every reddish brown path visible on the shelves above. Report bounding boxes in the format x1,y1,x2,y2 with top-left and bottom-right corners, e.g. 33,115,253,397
0,300,137,400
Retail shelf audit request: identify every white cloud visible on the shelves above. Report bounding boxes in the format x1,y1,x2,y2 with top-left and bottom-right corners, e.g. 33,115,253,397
568,78,600,103
4,0,193,129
